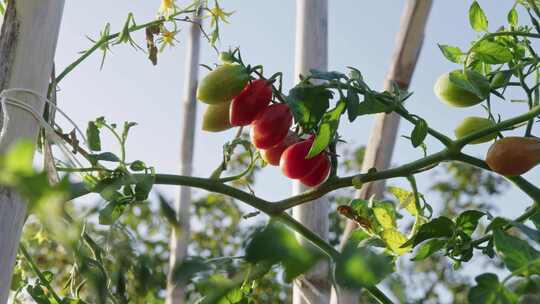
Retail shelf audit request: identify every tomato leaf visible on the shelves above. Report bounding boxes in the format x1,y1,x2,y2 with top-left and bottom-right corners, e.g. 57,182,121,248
356,93,394,116
449,69,490,99
508,7,518,27
411,119,428,148
87,121,102,151
381,228,410,255
346,87,360,122
438,44,464,64
468,273,518,304
335,245,394,289
456,210,485,236
307,100,346,158
469,1,488,32
411,239,447,261
493,229,540,276
402,217,455,248
286,85,333,130
472,40,513,64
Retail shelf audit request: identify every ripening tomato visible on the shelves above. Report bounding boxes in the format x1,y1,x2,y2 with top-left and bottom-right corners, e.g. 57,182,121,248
486,137,540,176
434,70,484,107
250,104,293,149
197,64,250,104
202,101,232,132
280,138,326,179
454,116,497,144
299,155,331,187
230,79,273,126
260,132,299,166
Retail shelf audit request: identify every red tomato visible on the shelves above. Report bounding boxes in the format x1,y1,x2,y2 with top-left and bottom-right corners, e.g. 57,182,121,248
260,132,299,166
280,138,326,179
230,79,273,126
250,104,293,149
299,155,331,187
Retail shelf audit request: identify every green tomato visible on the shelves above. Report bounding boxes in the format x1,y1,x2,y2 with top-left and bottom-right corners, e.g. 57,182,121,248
454,116,497,144
490,71,510,89
202,101,232,132
434,70,484,107
197,64,249,104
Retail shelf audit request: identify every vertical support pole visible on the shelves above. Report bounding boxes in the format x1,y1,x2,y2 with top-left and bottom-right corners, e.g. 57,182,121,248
166,4,203,304
331,1,432,303
292,1,330,303
0,1,65,303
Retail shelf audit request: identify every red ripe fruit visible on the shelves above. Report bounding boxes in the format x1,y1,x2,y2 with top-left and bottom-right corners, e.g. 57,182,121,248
299,155,331,187
260,132,299,166
250,104,293,149
230,79,273,126
280,138,326,179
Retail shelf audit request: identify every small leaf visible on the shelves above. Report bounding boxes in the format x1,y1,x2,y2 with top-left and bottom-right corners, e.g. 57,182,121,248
286,85,333,131
472,40,513,64
456,210,485,236
387,186,417,216
381,228,410,255
356,94,393,116
158,193,180,229
335,245,394,289
373,201,397,229
493,229,540,276
438,44,464,63
86,121,101,151
449,69,490,99
469,1,489,32
411,239,446,261
307,100,346,158
508,7,518,27
468,273,518,304
99,201,126,225
402,217,455,248
130,160,146,171
346,87,360,122
411,119,428,148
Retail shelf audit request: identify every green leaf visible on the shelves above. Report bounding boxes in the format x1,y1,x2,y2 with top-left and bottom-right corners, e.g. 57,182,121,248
158,193,181,229
307,100,346,158
472,40,513,64
346,87,360,122
493,229,540,276
173,258,211,284
286,85,333,130
335,245,394,289
130,160,146,171
508,7,518,27
373,201,397,229
411,239,447,261
356,94,393,116
381,229,410,255
99,201,126,225
438,44,464,63
309,69,346,81
456,210,485,236
245,221,324,282
89,152,120,162
4,140,35,176
402,217,455,248
86,121,101,151
134,174,155,201
449,69,490,99
469,1,489,32
468,273,518,304
387,186,417,216
411,119,428,148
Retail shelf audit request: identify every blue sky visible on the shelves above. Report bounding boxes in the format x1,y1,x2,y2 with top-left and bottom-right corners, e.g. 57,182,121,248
55,1,538,220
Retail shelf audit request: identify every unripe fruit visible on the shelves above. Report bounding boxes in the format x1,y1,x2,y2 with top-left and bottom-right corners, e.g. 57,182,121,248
260,132,299,166
202,101,232,132
454,116,497,144
486,137,540,176
280,138,326,179
230,79,273,126
250,104,293,149
490,71,510,89
197,64,250,104
299,155,331,187
434,70,484,107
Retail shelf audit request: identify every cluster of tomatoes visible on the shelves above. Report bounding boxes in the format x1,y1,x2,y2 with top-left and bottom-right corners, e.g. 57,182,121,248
435,70,540,176
197,63,331,187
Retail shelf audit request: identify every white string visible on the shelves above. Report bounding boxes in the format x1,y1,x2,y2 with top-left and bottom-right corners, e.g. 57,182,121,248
0,88,87,169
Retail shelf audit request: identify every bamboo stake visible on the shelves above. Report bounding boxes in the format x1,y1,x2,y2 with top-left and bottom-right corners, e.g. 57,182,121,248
166,5,203,304
0,1,65,303
292,1,330,303
331,1,432,303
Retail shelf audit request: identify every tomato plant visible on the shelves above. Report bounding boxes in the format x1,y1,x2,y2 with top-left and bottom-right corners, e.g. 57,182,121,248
7,1,540,304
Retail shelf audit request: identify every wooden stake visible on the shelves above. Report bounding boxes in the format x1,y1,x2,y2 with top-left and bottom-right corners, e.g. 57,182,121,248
0,1,65,303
